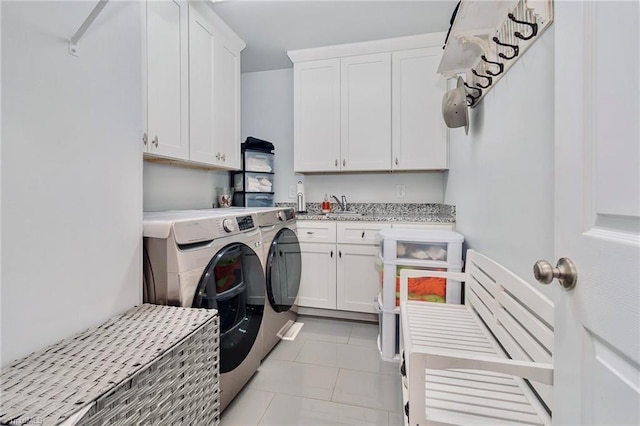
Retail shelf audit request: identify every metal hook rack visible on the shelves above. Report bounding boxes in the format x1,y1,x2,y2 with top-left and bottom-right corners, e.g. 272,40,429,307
437,0,554,108
68,0,110,57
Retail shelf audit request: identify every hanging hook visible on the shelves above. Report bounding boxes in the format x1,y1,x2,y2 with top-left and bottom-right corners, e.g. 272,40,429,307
465,83,481,107
464,82,482,98
492,36,519,60
472,69,493,89
481,55,504,77
508,13,538,40
466,94,479,107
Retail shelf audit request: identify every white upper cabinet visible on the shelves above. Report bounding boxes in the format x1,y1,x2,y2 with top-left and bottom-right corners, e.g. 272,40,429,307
392,47,448,170
188,5,241,169
145,0,189,160
293,59,341,172
340,53,391,171
213,37,241,169
145,1,244,169
289,33,447,173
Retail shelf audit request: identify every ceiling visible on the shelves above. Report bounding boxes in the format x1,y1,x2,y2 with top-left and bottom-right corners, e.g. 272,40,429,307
210,1,459,73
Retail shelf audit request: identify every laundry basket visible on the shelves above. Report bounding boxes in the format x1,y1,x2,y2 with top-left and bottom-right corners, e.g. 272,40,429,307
0,304,220,426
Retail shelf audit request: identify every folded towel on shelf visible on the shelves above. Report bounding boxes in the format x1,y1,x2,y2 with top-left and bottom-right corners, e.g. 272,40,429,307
246,157,272,172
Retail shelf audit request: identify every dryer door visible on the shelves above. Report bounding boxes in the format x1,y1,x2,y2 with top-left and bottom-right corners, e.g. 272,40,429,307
266,228,301,312
193,242,265,373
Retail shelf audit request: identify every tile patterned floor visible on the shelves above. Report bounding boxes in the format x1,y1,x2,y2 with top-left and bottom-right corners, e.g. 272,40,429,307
221,316,404,426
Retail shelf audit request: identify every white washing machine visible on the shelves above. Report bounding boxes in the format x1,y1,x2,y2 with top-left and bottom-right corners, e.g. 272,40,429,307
142,209,265,412
254,207,301,359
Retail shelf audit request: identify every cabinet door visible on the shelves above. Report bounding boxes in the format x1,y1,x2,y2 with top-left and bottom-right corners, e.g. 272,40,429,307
392,48,448,170
213,37,241,169
336,244,379,313
293,59,341,172
340,53,391,171
298,242,337,309
146,0,189,160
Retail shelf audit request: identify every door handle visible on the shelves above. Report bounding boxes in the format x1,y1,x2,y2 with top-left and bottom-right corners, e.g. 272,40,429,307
142,133,148,146
533,258,577,290
152,136,159,147
330,250,333,258
339,251,342,258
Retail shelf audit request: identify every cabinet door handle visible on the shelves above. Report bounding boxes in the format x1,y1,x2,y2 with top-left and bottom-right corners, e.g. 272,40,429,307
339,251,342,258
330,250,333,258
361,231,365,238
342,159,346,167
142,133,148,146
216,152,221,160
395,157,399,166
222,153,226,162
152,136,159,147
306,231,314,235
335,159,338,167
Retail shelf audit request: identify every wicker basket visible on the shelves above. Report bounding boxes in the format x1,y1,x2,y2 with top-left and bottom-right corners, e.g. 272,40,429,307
1,304,220,426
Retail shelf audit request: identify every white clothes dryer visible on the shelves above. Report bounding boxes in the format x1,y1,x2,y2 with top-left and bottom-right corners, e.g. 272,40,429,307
142,210,265,412
254,207,301,358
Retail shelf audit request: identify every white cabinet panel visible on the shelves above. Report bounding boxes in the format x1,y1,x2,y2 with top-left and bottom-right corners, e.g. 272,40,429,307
188,6,241,169
336,244,380,313
336,222,390,245
146,0,189,159
293,59,341,172
213,39,241,169
392,48,448,170
297,221,337,243
340,53,391,171
298,242,337,309
188,9,216,165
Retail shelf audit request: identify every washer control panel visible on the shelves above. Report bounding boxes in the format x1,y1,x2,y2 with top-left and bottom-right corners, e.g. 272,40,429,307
237,215,255,231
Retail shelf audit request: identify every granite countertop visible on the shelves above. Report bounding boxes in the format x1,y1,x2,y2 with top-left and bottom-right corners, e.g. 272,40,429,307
276,202,456,223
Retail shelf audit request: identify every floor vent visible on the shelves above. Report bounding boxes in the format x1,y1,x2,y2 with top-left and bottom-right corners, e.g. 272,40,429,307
277,320,304,341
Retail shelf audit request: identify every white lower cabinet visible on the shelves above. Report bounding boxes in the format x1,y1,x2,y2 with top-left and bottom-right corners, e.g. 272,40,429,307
336,244,380,313
298,221,389,313
297,242,337,309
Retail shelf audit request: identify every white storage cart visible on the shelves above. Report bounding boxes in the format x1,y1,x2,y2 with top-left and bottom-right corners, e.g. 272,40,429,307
376,229,464,361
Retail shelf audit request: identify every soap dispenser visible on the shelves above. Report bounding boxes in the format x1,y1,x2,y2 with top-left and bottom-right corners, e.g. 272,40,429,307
322,194,331,214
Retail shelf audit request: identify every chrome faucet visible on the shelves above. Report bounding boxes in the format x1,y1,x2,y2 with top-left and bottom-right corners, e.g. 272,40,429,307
331,194,348,211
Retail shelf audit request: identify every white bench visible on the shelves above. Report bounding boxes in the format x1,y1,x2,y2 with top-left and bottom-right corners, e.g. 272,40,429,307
399,249,554,425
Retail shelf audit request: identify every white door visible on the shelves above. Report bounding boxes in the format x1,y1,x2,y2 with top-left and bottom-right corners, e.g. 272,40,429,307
297,242,337,309
213,37,241,170
146,0,189,159
188,6,218,166
554,2,639,425
341,53,392,171
392,47,448,171
336,244,379,313
293,59,341,172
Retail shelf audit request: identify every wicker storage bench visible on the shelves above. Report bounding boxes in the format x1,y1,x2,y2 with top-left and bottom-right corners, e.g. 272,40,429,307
1,304,219,426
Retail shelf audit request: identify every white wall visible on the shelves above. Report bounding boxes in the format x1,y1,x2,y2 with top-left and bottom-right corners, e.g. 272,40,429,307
443,27,555,292
241,68,445,204
1,1,143,365
143,162,230,211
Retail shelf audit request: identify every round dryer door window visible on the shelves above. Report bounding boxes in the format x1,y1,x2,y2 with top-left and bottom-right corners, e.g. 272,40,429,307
266,228,301,313
192,243,265,373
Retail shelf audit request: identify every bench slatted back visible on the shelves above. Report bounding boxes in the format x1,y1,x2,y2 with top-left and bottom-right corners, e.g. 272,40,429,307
465,250,554,410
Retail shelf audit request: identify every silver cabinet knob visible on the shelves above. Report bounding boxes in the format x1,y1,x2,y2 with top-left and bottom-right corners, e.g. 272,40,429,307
222,153,226,162
142,133,148,146
335,159,338,167
216,152,221,160
152,136,158,147
395,157,399,165
342,159,346,167
533,258,577,290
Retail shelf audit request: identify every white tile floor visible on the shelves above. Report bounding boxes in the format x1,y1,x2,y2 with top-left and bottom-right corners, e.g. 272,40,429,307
221,316,404,426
